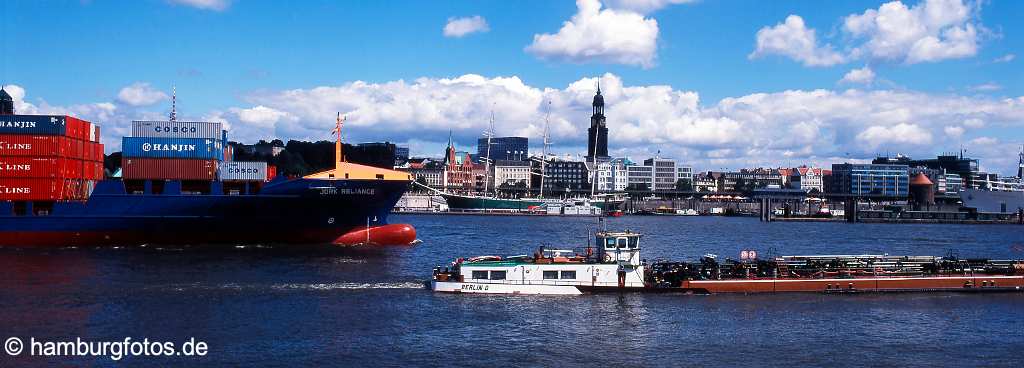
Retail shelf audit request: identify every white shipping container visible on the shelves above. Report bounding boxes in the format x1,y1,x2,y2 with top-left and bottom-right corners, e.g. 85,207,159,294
131,120,223,139
219,161,268,181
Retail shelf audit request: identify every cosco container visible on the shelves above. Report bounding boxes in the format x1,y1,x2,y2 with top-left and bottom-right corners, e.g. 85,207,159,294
121,137,224,160
122,158,219,180
219,161,268,181
0,115,66,135
131,121,223,139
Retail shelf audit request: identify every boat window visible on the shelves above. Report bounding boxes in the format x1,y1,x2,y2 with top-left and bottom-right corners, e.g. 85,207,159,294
471,271,488,280
543,271,559,279
560,271,576,280
604,238,616,250
618,238,628,249
490,271,506,280
629,237,639,249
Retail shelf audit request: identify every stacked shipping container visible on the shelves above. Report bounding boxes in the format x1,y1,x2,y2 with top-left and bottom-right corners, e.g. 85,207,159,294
122,121,224,180
0,115,104,201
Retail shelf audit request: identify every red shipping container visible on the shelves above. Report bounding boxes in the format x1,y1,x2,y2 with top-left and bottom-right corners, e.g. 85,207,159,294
0,178,66,201
0,157,69,178
122,158,218,180
83,141,95,161
0,134,66,157
94,126,101,143
70,138,84,159
267,165,278,181
66,116,87,141
83,161,102,180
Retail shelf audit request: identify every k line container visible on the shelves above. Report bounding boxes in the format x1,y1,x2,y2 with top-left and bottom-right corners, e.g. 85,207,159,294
219,161,268,181
121,137,224,160
122,158,219,180
0,157,84,178
82,161,103,180
0,178,69,200
131,121,223,139
0,135,99,160
65,116,88,141
0,115,67,135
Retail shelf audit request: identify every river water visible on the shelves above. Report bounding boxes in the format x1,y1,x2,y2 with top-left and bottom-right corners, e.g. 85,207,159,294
1,215,1022,366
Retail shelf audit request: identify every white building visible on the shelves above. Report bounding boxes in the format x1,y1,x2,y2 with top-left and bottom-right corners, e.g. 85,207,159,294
791,167,825,193
492,160,532,188
592,159,629,191
409,168,444,187
626,157,692,191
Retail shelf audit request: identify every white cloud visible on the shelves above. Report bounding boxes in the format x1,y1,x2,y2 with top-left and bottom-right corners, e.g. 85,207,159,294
168,0,230,11
856,123,933,150
839,66,875,85
993,53,1015,63
944,125,964,138
843,0,982,64
225,74,1024,173
526,0,659,68
443,16,490,38
604,0,696,14
968,82,1001,92
750,15,845,67
963,117,985,128
11,71,1024,173
116,82,169,107
754,0,988,67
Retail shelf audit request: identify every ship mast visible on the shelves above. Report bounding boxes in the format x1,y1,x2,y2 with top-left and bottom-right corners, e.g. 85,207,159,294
335,112,345,171
540,101,551,198
483,107,495,197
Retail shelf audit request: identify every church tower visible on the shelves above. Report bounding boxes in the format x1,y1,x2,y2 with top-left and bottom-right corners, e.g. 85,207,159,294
586,83,609,161
0,86,14,115
1017,145,1023,179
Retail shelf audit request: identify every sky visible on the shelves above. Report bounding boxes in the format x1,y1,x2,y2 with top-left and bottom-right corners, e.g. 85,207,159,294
2,0,1023,174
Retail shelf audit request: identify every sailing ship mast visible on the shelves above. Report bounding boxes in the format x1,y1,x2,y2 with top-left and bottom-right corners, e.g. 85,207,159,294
483,108,495,197
540,101,551,198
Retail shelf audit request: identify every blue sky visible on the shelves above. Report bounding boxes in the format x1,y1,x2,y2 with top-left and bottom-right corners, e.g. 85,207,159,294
2,0,1023,174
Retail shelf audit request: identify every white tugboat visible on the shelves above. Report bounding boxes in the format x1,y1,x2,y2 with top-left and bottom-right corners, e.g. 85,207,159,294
430,231,646,295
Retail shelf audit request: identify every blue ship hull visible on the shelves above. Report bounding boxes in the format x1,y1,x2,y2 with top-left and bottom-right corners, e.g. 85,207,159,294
0,177,409,246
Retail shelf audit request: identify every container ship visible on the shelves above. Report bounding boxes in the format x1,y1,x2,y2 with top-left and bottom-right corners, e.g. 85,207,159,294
431,230,1024,295
0,90,412,247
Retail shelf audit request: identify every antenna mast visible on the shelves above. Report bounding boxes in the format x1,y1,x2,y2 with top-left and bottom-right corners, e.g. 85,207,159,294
169,86,177,122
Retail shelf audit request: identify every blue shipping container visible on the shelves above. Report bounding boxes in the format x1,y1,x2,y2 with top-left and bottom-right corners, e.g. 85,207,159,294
0,115,66,135
122,137,224,160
